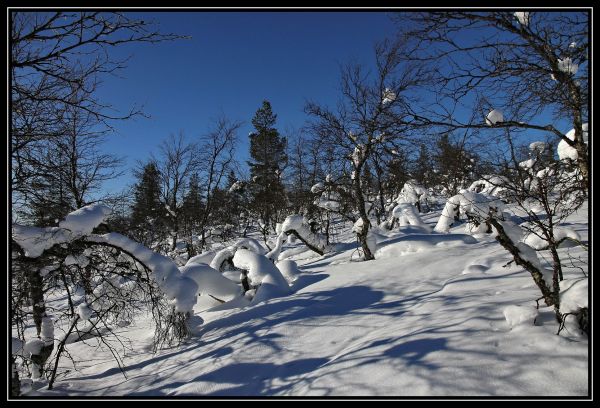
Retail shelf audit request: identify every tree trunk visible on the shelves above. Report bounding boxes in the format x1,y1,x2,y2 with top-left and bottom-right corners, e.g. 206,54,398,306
489,218,555,307
353,164,375,261
27,268,45,336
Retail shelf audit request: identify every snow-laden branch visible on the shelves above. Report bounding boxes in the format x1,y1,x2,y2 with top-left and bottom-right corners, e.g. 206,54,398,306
280,215,332,256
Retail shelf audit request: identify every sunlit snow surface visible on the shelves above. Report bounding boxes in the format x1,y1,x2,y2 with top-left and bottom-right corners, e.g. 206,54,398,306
27,203,588,397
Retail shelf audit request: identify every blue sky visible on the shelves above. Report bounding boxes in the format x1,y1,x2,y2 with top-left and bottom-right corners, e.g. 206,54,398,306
95,11,400,194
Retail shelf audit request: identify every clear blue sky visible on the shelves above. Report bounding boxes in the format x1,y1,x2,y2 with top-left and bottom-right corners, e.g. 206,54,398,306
95,11,400,194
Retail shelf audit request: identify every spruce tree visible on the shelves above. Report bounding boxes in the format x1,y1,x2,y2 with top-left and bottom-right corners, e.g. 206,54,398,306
247,100,288,234
130,161,166,246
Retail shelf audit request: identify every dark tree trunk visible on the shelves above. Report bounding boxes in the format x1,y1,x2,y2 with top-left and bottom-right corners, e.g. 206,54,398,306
27,269,45,336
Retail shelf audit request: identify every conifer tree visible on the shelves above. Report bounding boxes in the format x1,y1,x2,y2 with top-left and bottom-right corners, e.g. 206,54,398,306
247,100,288,236
130,161,166,247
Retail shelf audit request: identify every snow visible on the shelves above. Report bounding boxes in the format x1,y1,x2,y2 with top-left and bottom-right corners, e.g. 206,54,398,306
514,11,529,26
557,58,578,75
529,141,548,154
392,203,430,230
59,204,112,237
434,191,505,233
12,225,70,258
180,263,241,302
23,339,45,356
559,278,588,314
228,181,243,193
275,260,301,284
64,254,90,268
396,180,428,206
485,109,503,126
311,182,325,194
233,238,266,255
281,215,330,254
352,144,366,167
232,249,291,304
12,204,111,258
186,250,217,266
382,88,396,105
524,228,580,250
503,305,538,328
558,123,588,161
266,232,287,261
41,316,54,345
87,233,198,313
519,158,535,170
78,303,94,321
467,176,508,198
15,201,588,397
210,246,237,271
375,233,476,259
314,194,341,212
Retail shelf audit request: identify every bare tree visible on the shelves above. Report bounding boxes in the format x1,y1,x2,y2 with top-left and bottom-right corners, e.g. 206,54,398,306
305,39,433,260
394,11,589,190
195,117,241,252
154,133,199,252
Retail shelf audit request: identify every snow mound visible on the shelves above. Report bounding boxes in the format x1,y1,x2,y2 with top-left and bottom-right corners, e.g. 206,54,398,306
180,263,241,302
232,249,291,304
467,176,508,198
186,251,217,266
282,214,330,254
462,264,489,275
503,305,538,328
396,180,428,206
392,203,430,230
375,233,477,259
276,260,301,284
559,278,588,314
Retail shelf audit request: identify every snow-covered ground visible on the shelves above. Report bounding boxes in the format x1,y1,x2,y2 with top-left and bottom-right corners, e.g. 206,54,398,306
24,203,589,397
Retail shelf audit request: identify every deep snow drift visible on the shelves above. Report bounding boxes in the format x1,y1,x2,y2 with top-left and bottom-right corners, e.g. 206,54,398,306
18,202,589,397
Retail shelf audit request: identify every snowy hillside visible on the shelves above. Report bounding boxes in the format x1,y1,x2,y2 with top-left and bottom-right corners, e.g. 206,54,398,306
23,202,589,397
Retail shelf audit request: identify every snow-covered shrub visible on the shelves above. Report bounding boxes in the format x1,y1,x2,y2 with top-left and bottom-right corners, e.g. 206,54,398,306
281,214,332,255
395,180,429,212
232,249,291,304
503,305,538,328
391,203,430,231
467,176,509,201
434,190,506,234
559,278,588,336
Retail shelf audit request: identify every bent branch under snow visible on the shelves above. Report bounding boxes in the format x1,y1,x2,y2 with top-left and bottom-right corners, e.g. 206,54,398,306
281,215,332,256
